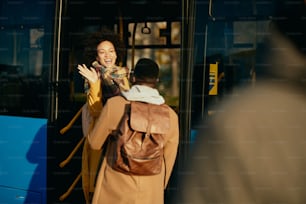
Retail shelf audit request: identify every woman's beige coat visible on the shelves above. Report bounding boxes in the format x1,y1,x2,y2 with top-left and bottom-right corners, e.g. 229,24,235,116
88,95,179,204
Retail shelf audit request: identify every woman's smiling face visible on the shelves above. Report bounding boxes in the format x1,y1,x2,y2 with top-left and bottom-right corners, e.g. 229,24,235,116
96,40,117,68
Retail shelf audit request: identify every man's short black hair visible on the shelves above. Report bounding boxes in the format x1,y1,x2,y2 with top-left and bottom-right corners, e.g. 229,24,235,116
133,58,159,82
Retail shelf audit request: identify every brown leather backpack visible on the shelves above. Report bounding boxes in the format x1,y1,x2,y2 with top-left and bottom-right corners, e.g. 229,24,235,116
108,101,170,175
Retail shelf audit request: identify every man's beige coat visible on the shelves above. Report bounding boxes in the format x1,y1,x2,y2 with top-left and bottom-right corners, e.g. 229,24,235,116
88,96,179,204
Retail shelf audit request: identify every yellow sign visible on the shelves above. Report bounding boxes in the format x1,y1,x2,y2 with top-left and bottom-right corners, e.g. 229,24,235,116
209,63,218,95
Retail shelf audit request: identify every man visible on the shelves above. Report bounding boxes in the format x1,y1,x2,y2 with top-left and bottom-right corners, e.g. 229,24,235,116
88,58,179,204
175,3,306,204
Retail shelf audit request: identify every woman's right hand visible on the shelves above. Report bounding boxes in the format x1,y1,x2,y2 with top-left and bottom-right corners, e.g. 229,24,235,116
77,64,100,83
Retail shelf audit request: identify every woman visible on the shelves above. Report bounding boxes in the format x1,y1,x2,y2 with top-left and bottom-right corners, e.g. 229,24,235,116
77,28,130,203
78,28,130,115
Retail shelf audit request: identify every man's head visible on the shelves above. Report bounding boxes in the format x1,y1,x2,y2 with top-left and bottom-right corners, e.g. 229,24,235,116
132,58,159,87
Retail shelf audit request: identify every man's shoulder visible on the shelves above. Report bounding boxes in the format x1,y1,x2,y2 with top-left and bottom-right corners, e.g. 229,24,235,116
107,95,129,103
108,95,128,102
160,104,178,121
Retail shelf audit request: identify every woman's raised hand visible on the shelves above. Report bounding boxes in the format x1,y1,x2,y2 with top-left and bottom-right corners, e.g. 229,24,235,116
77,64,100,83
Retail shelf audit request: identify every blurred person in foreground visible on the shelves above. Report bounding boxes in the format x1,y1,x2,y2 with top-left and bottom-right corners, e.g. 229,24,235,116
175,3,306,204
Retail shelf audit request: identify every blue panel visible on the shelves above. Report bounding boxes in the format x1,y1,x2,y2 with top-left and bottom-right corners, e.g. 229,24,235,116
0,186,41,204
190,129,198,144
0,116,47,204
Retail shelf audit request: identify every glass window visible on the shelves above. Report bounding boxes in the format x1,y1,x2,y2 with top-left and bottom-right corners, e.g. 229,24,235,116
127,21,181,109
128,22,167,45
0,0,55,118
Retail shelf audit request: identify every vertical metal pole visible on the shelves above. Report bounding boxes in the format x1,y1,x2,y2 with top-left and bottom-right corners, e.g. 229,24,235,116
50,0,63,122
209,0,213,17
201,24,208,119
179,0,196,163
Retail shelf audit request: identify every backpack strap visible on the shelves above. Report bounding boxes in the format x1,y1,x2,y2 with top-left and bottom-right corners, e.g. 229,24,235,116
130,101,170,134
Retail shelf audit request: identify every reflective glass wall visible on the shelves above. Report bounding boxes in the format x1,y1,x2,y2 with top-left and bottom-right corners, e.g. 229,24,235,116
0,1,55,118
